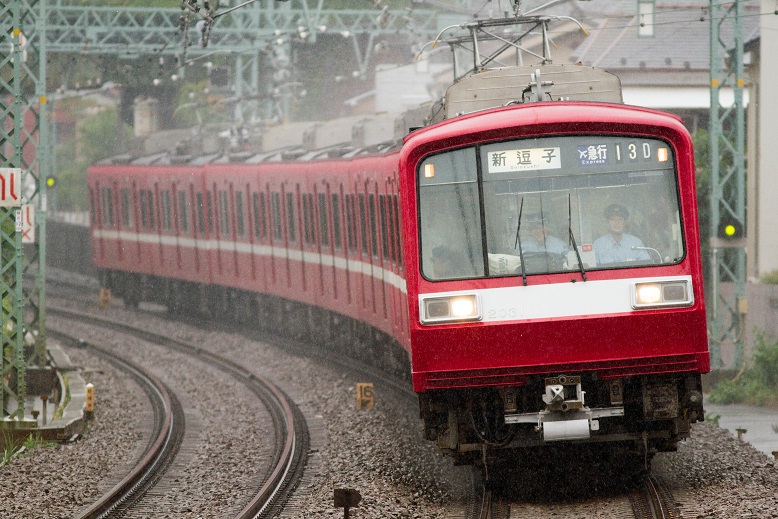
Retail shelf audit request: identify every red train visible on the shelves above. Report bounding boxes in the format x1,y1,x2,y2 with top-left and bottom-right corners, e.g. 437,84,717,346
89,63,709,467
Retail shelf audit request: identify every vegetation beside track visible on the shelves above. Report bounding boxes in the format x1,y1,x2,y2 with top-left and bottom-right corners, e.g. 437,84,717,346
708,331,778,407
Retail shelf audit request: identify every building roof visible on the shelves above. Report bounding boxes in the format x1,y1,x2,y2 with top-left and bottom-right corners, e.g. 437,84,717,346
571,1,761,86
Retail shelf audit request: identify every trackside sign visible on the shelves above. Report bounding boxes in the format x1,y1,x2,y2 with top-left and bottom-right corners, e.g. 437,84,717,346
0,168,22,207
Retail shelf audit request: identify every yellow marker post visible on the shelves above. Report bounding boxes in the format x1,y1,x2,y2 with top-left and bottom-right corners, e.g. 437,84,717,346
99,288,111,308
356,383,374,410
85,383,95,419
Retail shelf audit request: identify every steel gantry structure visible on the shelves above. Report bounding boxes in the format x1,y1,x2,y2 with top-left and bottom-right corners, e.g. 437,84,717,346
0,0,468,421
44,0,459,122
708,0,747,370
1,0,49,425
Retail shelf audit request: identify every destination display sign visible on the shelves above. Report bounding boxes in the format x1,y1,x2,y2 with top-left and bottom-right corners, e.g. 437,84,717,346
486,147,561,173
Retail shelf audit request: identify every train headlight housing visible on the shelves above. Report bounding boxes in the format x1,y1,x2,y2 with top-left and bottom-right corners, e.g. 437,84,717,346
632,279,693,309
420,294,481,324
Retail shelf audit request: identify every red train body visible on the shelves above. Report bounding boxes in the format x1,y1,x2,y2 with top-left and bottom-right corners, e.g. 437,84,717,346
90,69,709,466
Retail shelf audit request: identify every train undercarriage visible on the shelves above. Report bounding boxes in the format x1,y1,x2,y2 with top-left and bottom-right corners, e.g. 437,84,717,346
419,371,704,467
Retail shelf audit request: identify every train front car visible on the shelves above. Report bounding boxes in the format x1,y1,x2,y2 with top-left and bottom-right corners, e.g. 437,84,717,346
401,101,709,466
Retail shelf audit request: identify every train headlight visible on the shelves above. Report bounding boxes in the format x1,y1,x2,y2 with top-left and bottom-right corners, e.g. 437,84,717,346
632,279,693,309
420,294,481,324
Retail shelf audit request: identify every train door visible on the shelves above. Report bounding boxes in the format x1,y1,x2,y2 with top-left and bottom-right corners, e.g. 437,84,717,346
216,181,238,281
269,186,282,289
94,180,114,264
87,184,102,262
302,184,314,295
383,170,404,334
343,182,357,308
152,181,164,274
288,183,303,291
378,187,391,322
251,187,270,292
174,177,198,279
328,184,342,303
315,178,336,305
171,181,184,272
357,176,377,319
131,181,142,267
234,181,254,285
193,183,211,282
159,184,176,277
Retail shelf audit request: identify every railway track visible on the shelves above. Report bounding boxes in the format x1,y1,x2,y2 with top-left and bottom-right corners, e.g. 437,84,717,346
472,462,680,518
629,475,682,519
51,330,184,519
49,305,309,518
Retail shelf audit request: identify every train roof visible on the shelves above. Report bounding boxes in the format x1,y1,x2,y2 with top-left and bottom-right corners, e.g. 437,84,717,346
97,64,630,169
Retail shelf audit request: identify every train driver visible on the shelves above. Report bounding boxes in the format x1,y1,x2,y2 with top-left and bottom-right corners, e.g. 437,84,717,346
593,203,651,265
521,214,568,256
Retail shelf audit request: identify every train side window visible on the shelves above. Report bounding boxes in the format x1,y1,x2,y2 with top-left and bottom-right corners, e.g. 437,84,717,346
101,187,114,228
271,192,282,241
332,193,342,250
379,194,390,261
358,194,368,255
286,192,297,243
178,190,190,233
345,194,357,252
147,190,155,230
219,190,230,237
368,193,379,258
161,190,173,231
235,190,246,238
121,188,132,229
303,193,313,245
318,193,329,248
196,192,206,235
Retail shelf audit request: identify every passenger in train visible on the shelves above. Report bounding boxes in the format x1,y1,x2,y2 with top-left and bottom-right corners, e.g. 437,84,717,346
520,214,568,256
593,203,651,265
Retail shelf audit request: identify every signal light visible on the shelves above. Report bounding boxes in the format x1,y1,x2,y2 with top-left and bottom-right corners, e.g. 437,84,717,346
717,216,743,240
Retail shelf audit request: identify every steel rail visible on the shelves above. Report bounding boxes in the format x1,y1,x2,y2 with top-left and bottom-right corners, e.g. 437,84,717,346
51,329,182,519
49,305,308,519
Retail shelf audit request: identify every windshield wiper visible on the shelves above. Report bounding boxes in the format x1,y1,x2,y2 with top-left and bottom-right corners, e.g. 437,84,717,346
513,197,528,286
567,194,587,282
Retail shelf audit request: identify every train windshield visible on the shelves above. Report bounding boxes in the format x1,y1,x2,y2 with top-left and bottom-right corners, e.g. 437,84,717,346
418,135,684,281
